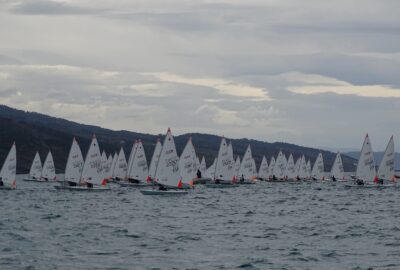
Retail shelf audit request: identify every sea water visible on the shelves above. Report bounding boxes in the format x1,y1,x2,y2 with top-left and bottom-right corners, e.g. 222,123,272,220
0,175,399,270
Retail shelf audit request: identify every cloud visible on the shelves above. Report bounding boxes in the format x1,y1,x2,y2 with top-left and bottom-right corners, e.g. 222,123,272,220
9,0,96,15
143,72,270,100
283,72,400,98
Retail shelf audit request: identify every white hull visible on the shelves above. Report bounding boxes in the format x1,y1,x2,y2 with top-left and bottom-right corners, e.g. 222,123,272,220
54,185,111,191
345,184,395,188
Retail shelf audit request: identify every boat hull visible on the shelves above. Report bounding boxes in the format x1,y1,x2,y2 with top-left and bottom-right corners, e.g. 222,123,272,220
192,177,212,185
345,184,395,188
140,189,188,195
54,185,111,191
23,178,55,183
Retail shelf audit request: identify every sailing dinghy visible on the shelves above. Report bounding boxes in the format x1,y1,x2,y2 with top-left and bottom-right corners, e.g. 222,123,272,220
120,140,150,187
23,152,42,182
0,143,16,189
284,154,297,181
377,135,395,185
257,156,269,181
329,152,346,181
140,128,188,195
40,151,57,182
178,137,197,188
56,138,84,190
193,156,211,184
113,147,128,181
311,152,325,180
345,134,391,188
56,135,110,191
205,137,238,188
237,145,256,184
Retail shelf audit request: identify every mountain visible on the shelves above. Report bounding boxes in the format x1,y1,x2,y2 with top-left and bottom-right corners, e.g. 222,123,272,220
345,151,400,171
0,104,357,174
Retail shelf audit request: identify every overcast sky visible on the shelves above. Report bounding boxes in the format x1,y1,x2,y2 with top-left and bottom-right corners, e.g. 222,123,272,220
1,0,400,151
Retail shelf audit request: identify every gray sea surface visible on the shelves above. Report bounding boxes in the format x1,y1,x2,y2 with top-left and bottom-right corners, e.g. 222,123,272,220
1,175,400,270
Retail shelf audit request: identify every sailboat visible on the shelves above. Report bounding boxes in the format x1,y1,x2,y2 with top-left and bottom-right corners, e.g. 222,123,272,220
141,128,187,195
377,135,395,184
272,151,287,181
108,152,118,182
205,137,238,188
311,152,325,180
205,158,216,180
148,138,162,181
0,143,16,189
122,140,150,187
267,156,276,180
284,154,297,181
104,154,113,179
178,137,197,187
329,152,345,181
125,140,138,181
193,156,212,185
346,134,384,188
234,156,241,179
113,147,127,181
41,151,57,181
57,135,110,191
258,156,269,181
298,155,307,180
294,157,301,180
55,138,84,189
237,145,256,184
306,160,312,180
23,152,42,182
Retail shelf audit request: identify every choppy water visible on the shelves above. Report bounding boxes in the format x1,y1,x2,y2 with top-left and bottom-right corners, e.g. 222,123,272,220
1,175,400,270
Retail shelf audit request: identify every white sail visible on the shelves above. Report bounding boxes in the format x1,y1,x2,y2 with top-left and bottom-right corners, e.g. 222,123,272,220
227,143,235,180
179,138,197,184
110,152,118,178
299,155,307,179
356,134,376,183
64,138,84,184
234,156,241,177
29,152,42,179
294,157,301,176
284,154,296,179
114,147,128,180
81,136,103,185
41,151,56,181
239,145,255,180
258,156,269,179
126,141,138,178
100,151,108,181
214,138,234,182
252,158,257,176
199,157,207,175
154,128,181,187
149,139,162,179
306,160,311,178
377,135,395,181
205,158,216,179
273,151,287,179
0,143,16,188
195,157,201,171
127,140,149,182
330,152,345,179
268,156,276,178
311,152,325,180
105,155,113,179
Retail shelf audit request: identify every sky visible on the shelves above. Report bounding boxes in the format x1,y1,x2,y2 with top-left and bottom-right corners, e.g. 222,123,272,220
0,0,400,151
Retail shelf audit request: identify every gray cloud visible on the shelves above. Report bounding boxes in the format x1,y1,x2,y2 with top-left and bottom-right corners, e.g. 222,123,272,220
10,0,96,15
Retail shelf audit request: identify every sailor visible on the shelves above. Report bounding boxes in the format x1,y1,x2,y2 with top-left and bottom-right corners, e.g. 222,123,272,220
296,176,300,181
332,175,336,182
86,182,93,188
197,169,202,179
158,184,167,191
272,175,277,181
68,181,77,187
240,174,245,183
356,179,364,185
0,177,3,186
